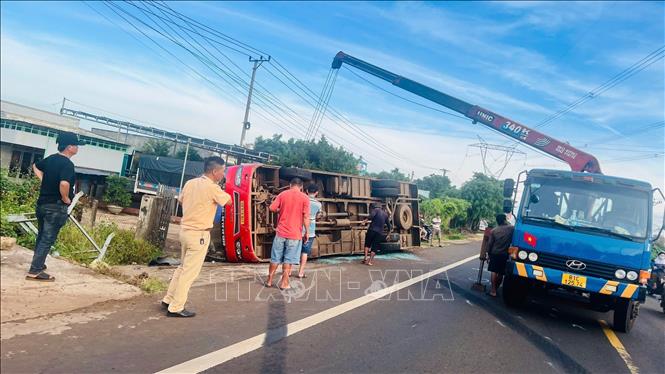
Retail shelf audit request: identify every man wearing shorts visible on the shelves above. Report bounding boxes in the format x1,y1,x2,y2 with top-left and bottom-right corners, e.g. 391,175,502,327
267,178,310,290
487,214,515,297
363,204,391,266
298,183,322,279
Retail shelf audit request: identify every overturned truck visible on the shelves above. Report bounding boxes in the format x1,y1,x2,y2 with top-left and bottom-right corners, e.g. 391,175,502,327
209,164,420,262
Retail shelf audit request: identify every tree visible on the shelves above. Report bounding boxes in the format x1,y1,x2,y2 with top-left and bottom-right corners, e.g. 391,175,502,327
460,173,503,230
415,174,456,198
175,147,203,161
254,134,361,174
421,197,470,229
141,139,172,157
368,168,410,181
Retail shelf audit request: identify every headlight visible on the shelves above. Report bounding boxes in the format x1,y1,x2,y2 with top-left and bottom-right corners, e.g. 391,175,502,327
615,269,626,279
626,271,638,281
518,250,528,260
528,252,538,262
234,166,243,186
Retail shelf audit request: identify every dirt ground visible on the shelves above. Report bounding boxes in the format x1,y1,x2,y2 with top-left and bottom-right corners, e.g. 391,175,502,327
0,245,141,325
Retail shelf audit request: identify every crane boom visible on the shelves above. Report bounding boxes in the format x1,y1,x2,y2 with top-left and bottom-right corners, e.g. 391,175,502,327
331,51,602,174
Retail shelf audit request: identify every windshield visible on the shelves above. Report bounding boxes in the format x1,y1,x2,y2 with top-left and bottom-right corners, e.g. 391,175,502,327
521,177,650,240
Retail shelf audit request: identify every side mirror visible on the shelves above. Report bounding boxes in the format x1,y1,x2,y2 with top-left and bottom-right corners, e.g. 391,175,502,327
503,179,515,198
503,199,513,214
530,194,540,204
652,188,665,243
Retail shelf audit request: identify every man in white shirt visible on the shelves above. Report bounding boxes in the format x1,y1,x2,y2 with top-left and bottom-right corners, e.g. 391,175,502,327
431,215,442,247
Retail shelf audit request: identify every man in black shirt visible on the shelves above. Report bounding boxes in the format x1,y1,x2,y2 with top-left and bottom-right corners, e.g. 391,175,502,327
487,214,515,297
362,204,392,266
26,132,83,281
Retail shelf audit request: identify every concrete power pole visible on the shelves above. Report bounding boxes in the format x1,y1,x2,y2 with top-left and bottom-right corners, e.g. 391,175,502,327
240,56,271,147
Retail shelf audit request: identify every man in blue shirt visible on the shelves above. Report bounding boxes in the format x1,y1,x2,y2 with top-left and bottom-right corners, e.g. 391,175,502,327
298,184,322,278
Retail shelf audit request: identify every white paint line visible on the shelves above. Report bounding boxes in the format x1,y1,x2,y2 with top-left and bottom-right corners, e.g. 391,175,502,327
571,324,586,331
156,254,478,374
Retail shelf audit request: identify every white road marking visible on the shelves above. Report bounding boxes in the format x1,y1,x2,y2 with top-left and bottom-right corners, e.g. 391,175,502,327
571,324,586,331
495,320,507,328
156,254,478,374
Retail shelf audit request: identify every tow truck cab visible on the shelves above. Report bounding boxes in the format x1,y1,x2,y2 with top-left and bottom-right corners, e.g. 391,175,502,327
503,169,664,333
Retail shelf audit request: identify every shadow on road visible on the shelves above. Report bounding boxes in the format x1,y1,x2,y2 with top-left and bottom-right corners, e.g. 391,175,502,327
450,282,591,374
260,293,288,374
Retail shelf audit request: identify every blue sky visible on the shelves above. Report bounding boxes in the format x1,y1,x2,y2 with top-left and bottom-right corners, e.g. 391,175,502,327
1,1,663,189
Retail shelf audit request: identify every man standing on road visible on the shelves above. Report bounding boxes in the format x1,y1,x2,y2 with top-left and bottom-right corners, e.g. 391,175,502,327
487,213,515,297
298,183,321,279
362,204,391,266
431,215,443,247
266,178,310,290
26,131,83,282
162,156,230,317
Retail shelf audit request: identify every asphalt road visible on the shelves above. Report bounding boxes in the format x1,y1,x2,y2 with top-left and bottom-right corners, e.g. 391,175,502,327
2,241,663,374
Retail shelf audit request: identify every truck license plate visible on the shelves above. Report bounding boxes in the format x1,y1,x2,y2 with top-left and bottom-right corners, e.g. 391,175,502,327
562,273,587,289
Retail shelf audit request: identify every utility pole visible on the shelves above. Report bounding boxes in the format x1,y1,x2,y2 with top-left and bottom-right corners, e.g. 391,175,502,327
240,56,271,147
439,168,450,177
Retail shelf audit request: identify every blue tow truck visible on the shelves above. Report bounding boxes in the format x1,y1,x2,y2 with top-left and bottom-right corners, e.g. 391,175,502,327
503,170,663,332
328,51,665,332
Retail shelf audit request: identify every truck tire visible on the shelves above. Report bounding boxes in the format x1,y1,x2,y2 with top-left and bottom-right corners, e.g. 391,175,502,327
279,167,312,181
395,204,413,230
661,287,665,313
371,179,401,189
372,187,400,198
613,298,637,333
378,242,401,252
502,274,528,307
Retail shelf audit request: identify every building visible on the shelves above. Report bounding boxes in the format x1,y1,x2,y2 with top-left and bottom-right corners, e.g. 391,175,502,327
89,127,219,160
1,100,130,198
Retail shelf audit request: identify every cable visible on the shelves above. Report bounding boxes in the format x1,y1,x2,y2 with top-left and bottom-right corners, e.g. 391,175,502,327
342,66,468,121
502,45,664,149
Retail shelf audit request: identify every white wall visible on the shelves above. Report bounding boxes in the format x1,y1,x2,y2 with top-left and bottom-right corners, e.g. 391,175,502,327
1,127,124,173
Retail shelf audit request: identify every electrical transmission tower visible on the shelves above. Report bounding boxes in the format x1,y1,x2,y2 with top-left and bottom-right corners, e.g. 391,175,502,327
469,137,525,179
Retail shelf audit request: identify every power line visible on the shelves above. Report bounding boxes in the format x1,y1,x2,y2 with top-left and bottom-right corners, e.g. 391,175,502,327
342,66,468,121
502,45,664,150
100,1,304,141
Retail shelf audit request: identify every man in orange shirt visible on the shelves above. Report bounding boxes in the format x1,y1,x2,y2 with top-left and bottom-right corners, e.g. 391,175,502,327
162,156,230,317
266,178,310,290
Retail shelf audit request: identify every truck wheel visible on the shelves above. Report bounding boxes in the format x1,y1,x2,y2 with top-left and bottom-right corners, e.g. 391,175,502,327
660,287,665,313
279,167,313,181
395,204,413,230
613,299,637,333
371,179,401,189
372,187,400,197
502,274,528,307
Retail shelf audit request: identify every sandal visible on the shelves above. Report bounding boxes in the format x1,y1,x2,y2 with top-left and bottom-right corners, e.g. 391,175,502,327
26,272,55,282
297,274,307,279
264,282,273,288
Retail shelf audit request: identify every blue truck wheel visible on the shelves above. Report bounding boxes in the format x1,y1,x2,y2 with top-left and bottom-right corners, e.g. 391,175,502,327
613,299,637,333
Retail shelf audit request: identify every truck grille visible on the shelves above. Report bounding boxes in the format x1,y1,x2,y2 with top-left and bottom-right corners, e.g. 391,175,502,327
534,252,636,281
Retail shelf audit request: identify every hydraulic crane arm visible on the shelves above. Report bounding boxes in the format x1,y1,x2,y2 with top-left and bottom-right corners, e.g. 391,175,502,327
331,51,602,174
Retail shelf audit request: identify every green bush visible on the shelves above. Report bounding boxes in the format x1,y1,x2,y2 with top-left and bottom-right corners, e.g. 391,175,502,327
0,168,40,237
54,222,162,265
103,175,132,207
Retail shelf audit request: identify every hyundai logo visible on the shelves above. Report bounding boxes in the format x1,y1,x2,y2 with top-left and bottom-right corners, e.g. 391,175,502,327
566,259,587,270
